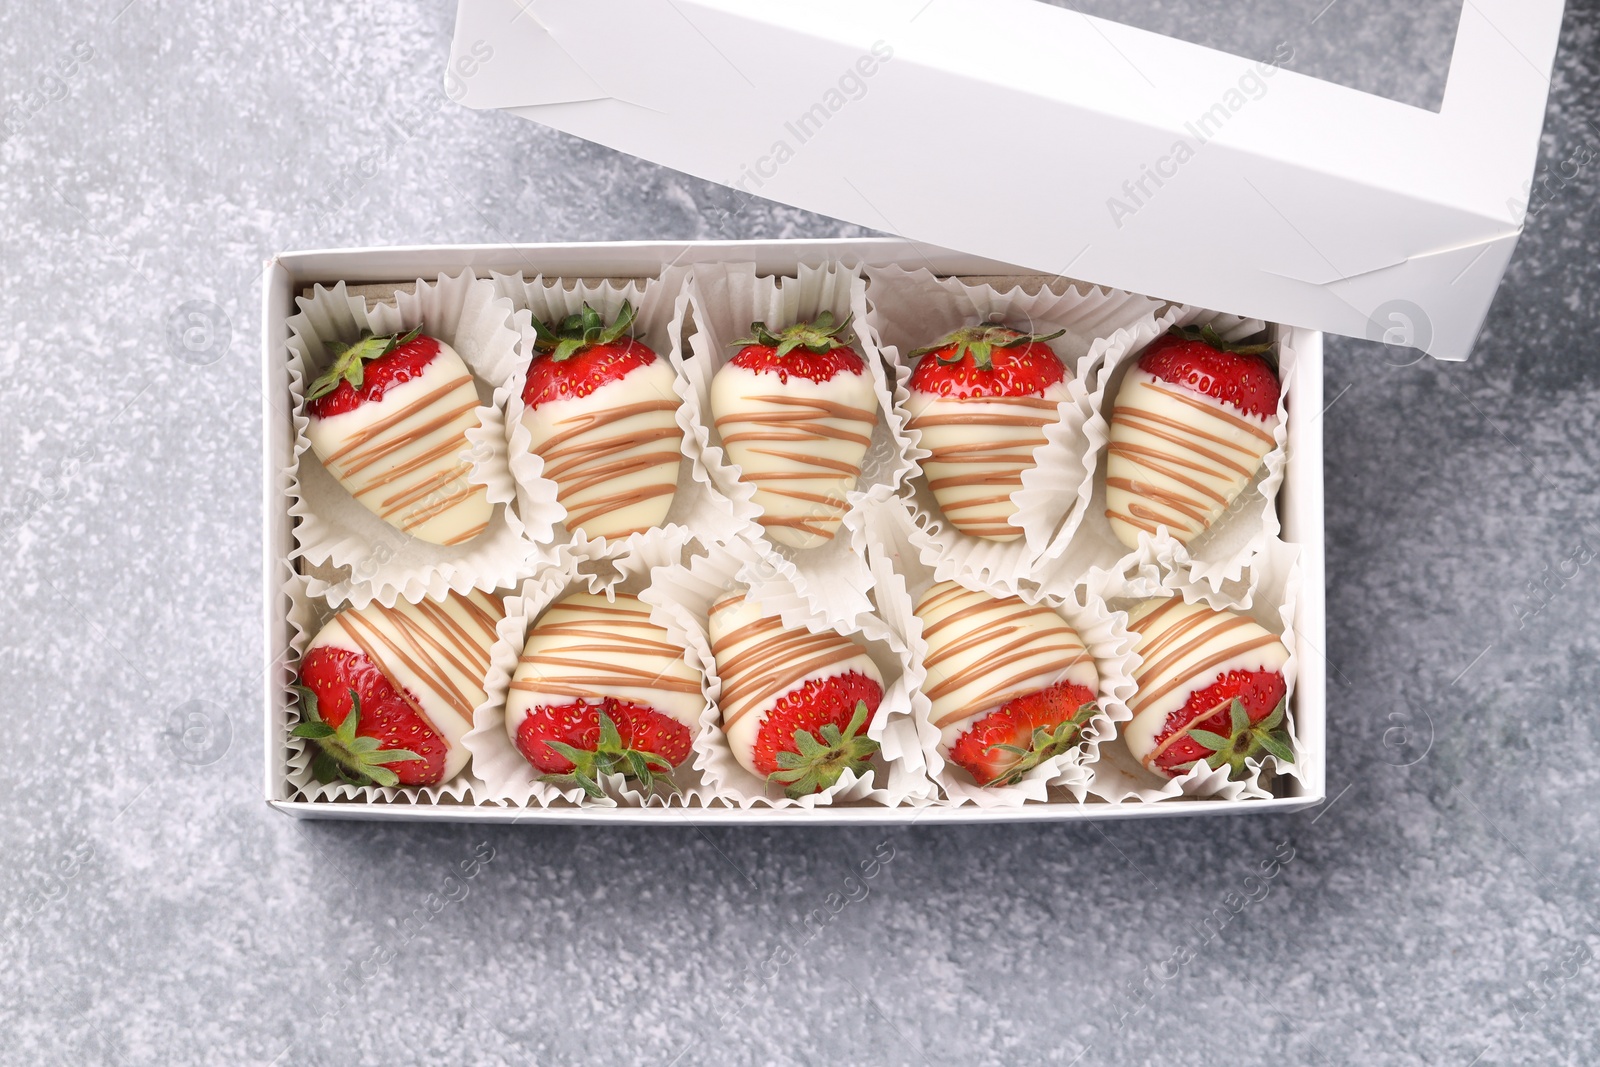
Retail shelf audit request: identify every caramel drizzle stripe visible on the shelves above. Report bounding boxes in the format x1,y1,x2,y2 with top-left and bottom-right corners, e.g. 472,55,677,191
921,596,1056,641
1105,447,1230,504
414,598,495,677
443,521,490,546
715,617,862,729
565,486,679,531
1142,380,1277,446
321,375,474,464
1114,404,1266,460
542,432,680,482
907,412,1054,429
926,472,1026,492
538,400,681,454
515,655,702,694
1127,597,1187,636
1106,508,1162,536
400,483,481,532
335,611,448,736
747,448,861,477
528,623,682,655
1109,416,1255,478
446,590,505,637
329,398,479,478
1143,695,1238,770
719,423,871,448
1132,633,1282,717
379,464,469,515
1104,477,1210,525
1135,611,1253,683
372,605,482,722
930,645,1087,728
740,394,875,421
557,450,683,500
938,492,1024,513
342,432,462,484
721,635,848,718
1131,610,1264,705
925,641,1083,703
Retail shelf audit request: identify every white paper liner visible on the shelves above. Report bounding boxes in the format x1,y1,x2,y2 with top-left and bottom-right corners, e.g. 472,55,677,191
856,489,1139,807
861,265,1165,595
682,260,916,631
1035,309,1291,597
458,529,725,808
278,572,484,805
642,537,932,808
491,267,750,562
1080,536,1306,804
283,272,534,609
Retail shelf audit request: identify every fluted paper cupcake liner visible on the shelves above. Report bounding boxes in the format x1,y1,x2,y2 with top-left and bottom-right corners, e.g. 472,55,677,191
491,267,750,562
642,537,931,808
284,272,534,609
461,530,719,808
861,265,1165,594
1080,537,1306,803
278,572,483,805
682,260,916,633
856,490,1139,807
1037,309,1291,596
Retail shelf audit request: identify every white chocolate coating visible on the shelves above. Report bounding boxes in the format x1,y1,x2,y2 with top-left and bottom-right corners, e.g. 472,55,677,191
306,340,494,546
1104,368,1278,549
913,581,1097,755
709,362,879,549
1121,598,1290,766
307,589,506,782
708,593,883,778
905,380,1070,542
506,593,703,747
521,359,683,540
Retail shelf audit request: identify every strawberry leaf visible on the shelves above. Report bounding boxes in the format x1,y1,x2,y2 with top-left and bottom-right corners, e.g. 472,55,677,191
765,700,878,799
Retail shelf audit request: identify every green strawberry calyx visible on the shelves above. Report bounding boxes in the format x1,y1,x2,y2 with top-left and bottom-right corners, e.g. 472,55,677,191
981,700,1097,787
1172,696,1294,780
532,300,638,362
733,311,855,358
305,325,423,401
539,708,679,800
290,684,423,788
767,700,880,799
1168,323,1276,360
910,324,1066,372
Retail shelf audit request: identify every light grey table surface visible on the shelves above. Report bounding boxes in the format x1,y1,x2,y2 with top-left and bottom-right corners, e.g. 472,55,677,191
3,1,1598,1064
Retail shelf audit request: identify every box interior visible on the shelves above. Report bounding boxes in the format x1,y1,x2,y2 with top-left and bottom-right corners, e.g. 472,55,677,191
262,239,1326,824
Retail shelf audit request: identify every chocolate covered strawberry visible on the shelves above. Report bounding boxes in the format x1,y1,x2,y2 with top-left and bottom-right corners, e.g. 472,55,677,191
292,590,505,787
1105,324,1280,549
904,324,1069,542
709,593,883,797
914,580,1098,787
1122,597,1293,779
304,327,494,546
709,312,879,549
521,301,684,541
507,592,703,798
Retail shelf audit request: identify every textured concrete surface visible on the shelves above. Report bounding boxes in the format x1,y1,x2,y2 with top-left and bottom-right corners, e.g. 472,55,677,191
2,1,1599,1065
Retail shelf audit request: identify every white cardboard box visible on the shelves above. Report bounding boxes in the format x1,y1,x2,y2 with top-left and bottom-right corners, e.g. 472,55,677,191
261,237,1325,823
447,0,1564,363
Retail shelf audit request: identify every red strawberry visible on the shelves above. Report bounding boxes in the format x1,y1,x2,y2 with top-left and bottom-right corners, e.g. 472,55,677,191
518,300,685,540
1137,324,1279,420
947,679,1097,787
292,645,441,787
709,312,881,548
904,324,1071,541
304,327,438,417
514,697,691,798
727,312,865,383
750,671,884,796
302,325,493,546
907,324,1067,399
522,300,659,407
1141,670,1290,778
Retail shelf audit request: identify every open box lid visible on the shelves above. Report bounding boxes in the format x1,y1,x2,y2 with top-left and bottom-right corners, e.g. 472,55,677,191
445,0,1565,362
